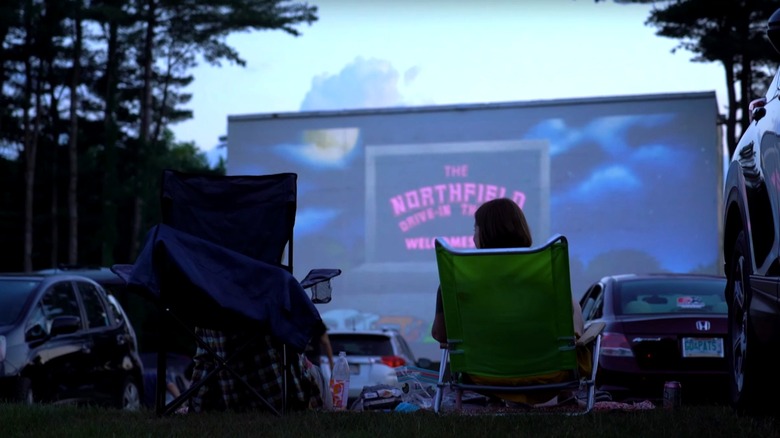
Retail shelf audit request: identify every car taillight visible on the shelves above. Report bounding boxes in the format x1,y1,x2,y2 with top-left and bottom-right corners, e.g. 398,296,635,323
380,356,406,368
600,332,634,357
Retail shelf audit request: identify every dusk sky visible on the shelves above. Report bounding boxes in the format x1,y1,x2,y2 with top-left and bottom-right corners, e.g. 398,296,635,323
169,0,729,158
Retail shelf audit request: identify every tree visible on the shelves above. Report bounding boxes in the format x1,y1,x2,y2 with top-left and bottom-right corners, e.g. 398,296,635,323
68,0,84,265
123,0,318,261
0,0,318,270
599,0,780,157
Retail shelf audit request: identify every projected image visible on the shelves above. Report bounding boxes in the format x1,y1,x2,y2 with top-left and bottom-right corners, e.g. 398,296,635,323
365,141,549,265
227,93,721,359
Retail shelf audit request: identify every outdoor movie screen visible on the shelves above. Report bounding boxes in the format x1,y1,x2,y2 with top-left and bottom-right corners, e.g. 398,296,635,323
226,93,720,359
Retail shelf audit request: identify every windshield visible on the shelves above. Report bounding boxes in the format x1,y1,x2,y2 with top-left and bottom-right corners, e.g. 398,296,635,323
617,278,727,316
0,279,41,325
329,334,394,357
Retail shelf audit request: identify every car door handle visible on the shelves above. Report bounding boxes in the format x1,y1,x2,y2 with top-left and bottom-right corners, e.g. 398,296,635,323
81,344,92,354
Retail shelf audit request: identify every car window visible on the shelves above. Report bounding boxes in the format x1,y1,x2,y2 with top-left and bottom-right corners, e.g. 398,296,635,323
580,284,603,321
0,279,40,325
25,301,47,335
77,282,109,329
329,334,394,356
395,335,416,362
106,296,126,326
41,281,81,320
617,278,727,316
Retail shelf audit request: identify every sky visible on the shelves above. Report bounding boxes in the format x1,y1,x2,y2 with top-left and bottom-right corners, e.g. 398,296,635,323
169,0,729,160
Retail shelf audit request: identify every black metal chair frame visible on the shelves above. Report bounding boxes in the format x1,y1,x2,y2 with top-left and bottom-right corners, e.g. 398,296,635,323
134,170,338,417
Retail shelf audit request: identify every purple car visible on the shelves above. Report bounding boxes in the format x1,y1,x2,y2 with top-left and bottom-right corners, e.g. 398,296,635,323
578,273,728,404
722,7,780,416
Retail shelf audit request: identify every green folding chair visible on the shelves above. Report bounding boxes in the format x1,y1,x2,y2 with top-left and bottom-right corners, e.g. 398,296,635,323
432,234,603,414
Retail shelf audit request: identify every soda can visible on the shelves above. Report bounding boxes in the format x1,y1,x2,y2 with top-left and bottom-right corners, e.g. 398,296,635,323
663,381,681,409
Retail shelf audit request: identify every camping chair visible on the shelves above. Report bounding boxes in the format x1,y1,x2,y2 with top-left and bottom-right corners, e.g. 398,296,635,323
432,234,603,415
114,170,339,416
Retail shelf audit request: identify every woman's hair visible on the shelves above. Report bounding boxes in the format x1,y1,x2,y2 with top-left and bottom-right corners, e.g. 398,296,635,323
474,198,532,249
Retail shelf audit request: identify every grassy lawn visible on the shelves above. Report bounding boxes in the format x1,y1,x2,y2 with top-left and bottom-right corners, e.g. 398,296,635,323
1,403,778,438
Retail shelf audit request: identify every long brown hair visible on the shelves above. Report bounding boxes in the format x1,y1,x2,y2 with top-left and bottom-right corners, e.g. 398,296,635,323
474,198,532,249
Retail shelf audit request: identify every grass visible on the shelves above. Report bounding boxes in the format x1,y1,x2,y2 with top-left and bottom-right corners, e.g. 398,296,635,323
1,403,778,438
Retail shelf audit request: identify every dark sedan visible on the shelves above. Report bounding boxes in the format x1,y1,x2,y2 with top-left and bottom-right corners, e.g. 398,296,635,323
578,273,728,404
0,273,144,409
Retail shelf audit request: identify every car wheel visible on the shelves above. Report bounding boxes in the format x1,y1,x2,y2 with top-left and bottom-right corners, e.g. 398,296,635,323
13,377,33,405
727,231,777,415
117,377,142,411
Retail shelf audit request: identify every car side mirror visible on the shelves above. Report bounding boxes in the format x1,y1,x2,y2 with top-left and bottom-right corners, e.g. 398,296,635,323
768,8,780,54
49,316,81,336
24,323,47,342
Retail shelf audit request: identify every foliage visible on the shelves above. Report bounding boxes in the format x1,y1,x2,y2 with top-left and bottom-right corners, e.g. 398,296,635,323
0,1,317,271
598,0,780,157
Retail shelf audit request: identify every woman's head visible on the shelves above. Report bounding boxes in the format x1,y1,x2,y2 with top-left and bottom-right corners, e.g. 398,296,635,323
473,198,532,249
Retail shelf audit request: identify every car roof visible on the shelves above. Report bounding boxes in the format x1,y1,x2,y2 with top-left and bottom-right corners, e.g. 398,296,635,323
0,272,46,280
599,272,727,283
34,266,124,285
0,272,106,288
327,329,400,337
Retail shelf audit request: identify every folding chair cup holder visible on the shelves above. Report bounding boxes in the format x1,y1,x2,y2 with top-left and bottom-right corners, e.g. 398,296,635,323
112,170,340,416
432,234,604,415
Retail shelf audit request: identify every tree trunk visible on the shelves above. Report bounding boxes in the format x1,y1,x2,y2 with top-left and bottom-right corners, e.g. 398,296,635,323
22,6,39,272
129,0,155,261
23,64,43,272
22,70,35,272
48,74,60,269
101,21,118,265
723,58,738,158
68,10,82,264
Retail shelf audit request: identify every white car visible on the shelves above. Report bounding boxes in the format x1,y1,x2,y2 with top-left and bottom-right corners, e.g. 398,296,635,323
320,329,430,401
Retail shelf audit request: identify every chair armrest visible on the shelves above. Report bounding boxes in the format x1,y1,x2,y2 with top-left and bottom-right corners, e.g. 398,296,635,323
300,269,342,289
576,322,605,347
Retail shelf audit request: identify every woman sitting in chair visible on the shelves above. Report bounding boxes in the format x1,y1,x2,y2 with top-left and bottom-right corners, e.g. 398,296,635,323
430,197,588,406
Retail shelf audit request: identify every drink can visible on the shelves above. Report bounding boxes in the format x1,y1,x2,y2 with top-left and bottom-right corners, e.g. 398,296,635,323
663,381,681,409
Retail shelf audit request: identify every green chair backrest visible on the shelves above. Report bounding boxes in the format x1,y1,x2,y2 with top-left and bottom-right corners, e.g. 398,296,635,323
435,234,577,379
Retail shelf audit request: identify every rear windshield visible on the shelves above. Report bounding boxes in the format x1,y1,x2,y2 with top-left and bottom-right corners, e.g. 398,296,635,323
616,278,727,316
0,279,41,325
329,334,394,356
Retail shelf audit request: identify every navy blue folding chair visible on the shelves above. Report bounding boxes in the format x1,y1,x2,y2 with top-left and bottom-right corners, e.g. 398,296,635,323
114,170,340,416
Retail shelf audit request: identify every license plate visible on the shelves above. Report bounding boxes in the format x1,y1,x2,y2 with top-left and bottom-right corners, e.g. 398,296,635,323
682,337,724,358
349,364,360,375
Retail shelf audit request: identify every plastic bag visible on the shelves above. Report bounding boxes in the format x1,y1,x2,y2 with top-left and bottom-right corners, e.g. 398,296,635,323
394,365,438,410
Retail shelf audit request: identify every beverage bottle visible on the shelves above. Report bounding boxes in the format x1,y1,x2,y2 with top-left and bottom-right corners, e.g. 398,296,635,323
330,351,350,410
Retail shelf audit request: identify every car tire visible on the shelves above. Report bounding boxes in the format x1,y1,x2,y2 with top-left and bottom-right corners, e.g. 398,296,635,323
117,376,142,411
13,377,33,405
727,231,777,415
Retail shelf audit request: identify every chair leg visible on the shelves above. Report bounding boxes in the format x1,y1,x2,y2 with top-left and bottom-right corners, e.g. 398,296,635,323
586,382,596,412
584,334,603,414
283,344,288,415
455,389,462,411
433,348,448,414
